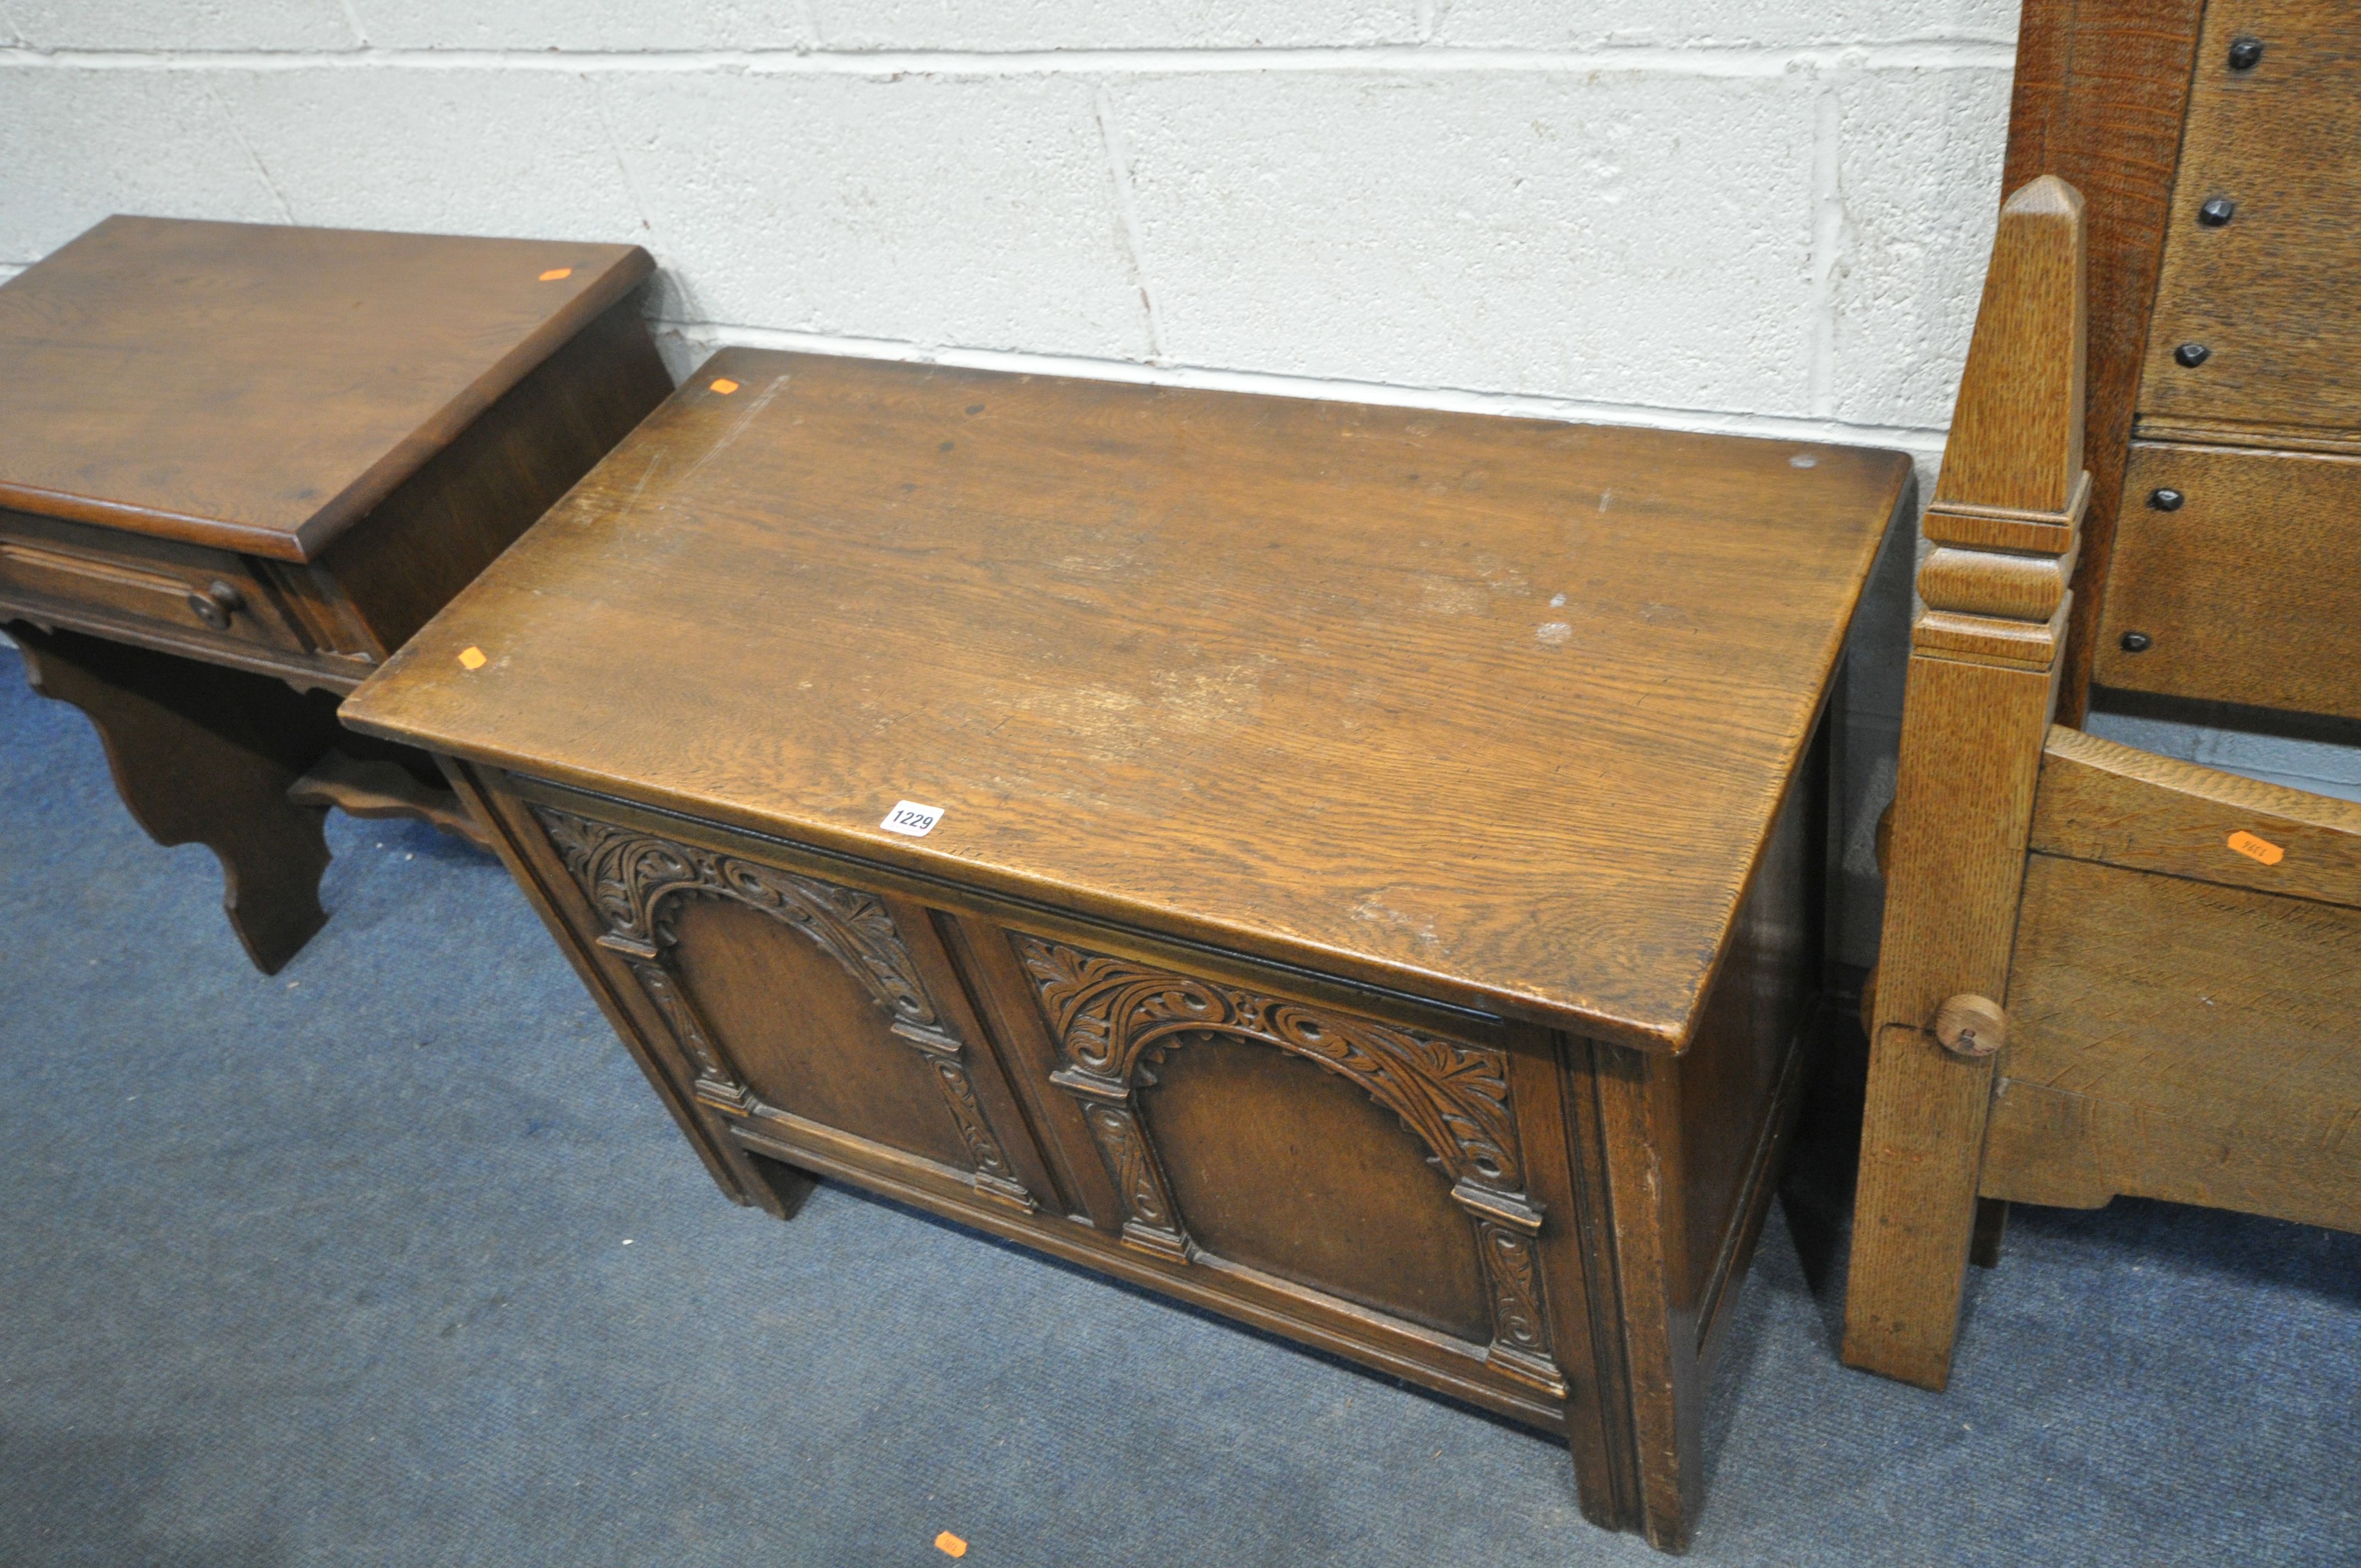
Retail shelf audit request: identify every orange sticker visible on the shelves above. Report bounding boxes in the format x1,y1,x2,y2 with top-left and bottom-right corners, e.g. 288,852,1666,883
2227,830,2284,865
934,1533,968,1559
458,646,488,671
538,267,573,282
710,378,741,395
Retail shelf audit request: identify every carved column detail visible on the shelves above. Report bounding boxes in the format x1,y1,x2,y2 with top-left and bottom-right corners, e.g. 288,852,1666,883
1011,932,1563,1395
923,1053,1032,1210
534,806,1033,1211
621,951,750,1113
1456,1183,1556,1390
1080,1099,1189,1260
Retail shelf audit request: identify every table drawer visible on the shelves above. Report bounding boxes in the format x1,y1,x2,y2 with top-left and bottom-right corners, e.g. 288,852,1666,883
0,509,307,656
2095,441,2361,720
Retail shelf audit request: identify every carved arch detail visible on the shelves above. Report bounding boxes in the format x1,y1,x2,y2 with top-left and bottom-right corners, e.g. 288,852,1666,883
1010,933,1562,1395
534,806,1032,1210
1016,936,1524,1187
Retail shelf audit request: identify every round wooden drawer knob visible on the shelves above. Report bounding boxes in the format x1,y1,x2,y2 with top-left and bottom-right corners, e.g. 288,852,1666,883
188,579,243,630
1933,994,2008,1059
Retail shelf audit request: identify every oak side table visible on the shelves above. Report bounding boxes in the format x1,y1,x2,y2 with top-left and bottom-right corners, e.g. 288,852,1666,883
0,215,671,972
343,349,1913,1550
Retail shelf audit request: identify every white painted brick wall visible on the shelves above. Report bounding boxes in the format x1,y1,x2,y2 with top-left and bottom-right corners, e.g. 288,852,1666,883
1429,1,2016,48
4,3,2348,961
0,9,2017,445
7,1,358,51
1115,70,1823,409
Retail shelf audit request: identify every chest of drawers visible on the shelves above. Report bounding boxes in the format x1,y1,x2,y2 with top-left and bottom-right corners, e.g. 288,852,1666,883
343,350,1912,1549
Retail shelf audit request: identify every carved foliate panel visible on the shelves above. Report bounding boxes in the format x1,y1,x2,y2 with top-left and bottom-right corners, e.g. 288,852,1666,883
535,806,1032,1210
1018,937,1523,1188
1011,933,1562,1393
536,806,962,1049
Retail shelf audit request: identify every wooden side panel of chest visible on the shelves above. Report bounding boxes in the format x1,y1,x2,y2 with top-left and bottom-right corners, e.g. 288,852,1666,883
438,738,1827,1552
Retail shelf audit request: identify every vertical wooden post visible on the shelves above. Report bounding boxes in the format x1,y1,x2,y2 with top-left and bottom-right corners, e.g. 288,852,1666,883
1841,176,2088,1391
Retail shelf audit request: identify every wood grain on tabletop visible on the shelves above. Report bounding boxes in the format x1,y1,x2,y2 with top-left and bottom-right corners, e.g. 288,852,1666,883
0,215,652,562
341,350,1911,1048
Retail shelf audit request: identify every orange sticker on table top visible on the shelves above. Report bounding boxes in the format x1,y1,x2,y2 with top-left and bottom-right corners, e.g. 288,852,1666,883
458,646,488,671
538,267,573,282
2227,830,2284,865
934,1532,968,1558
710,377,741,395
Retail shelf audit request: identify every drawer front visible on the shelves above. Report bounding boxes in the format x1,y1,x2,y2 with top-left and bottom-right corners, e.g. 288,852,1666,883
997,925,1566,1397
2137,1,2361,439
2096,441,2361,719
0,509,307,656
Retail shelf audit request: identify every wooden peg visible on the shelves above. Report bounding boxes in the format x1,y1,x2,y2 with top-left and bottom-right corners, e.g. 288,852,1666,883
1933,994,2009,1059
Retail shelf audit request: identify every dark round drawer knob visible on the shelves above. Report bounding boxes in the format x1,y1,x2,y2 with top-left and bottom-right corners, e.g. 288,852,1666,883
2198,197,2237,227
2120,630,2153,653
2228,36,2264,70
2174,342,2212,368
188,579,243,630
2149,487,2185,511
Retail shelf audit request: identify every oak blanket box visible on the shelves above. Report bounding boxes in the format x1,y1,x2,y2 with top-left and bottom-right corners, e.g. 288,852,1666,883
341,350,1913,1550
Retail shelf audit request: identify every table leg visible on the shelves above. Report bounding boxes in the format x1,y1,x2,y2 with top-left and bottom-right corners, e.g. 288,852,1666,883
1968,1196,2009,1269
9,623,340,974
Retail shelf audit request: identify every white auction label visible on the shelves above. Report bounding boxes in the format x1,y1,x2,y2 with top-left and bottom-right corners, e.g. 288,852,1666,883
880,800,945,838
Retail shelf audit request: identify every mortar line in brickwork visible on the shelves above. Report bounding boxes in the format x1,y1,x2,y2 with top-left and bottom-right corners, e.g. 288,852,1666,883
650,317,1949,456
1092,84,1167,363
1806,88,1846,421
0,42,2017,78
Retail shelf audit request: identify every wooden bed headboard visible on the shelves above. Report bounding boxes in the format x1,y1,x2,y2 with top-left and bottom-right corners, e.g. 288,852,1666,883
2001,0,2361,728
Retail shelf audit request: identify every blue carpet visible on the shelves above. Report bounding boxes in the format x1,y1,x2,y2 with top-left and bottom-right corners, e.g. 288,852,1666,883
1,645,2355,1566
